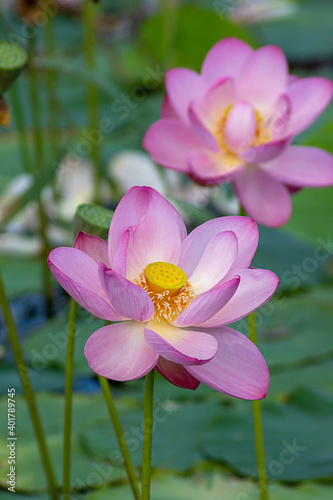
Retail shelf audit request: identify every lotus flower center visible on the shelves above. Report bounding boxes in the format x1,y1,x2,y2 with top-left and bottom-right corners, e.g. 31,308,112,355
215,104,272,153
145,262,187,297
135,262,194,322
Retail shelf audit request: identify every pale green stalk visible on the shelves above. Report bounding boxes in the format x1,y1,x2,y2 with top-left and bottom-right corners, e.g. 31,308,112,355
83,0,101,203
27,36,53,316
42,0,59,159
62,299,78,500
0,272,58,500
249,311,269,500
141,370,155,500
98,376,140,500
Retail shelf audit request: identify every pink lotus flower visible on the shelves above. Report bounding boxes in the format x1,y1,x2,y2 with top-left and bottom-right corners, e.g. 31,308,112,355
48,186,278,400
143,37,333,227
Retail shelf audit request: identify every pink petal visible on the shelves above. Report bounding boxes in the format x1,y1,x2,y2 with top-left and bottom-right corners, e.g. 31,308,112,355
268,94,291,139
186,326,269,399
199,268,279,327
109,186,187,281
188,104,220,151
285,77,333,136
188,149,245,186
179,216,258,275
165,68,207,123
48,248,123,321
73,231,110,266
143,118,201,172
201,37,253,86
237,45,288,114
84,321,159,381
224,101,256,152
144,322,218,366
161,94,178,119
239,137,291,164
98,264,154,322
188,231,239,295
111,228,131,277
233,167,292,227
191,77,236,128
155,357,200,390
262,146,333,187
173,277,240,327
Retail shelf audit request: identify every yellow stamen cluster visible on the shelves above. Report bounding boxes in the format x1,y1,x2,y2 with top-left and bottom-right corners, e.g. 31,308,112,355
215,105,272,155
135,263,194,322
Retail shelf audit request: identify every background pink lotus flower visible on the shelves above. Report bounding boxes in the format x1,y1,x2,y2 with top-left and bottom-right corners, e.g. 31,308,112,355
143,37,333,227
48,186,279,400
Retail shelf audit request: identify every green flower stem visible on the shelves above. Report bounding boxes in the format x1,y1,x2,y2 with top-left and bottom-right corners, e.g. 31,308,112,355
27,36,53,316
43,2,59,159
62,299,78,500
0,272,58,500
83,0,101,204
9,84,32,173
98,376,140,500
141,370,155,500
249,311,269,500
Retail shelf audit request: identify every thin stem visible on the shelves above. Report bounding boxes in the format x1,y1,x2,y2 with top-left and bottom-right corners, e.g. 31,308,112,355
43,1,59,159
0,272,58,500
27,36,53,316
98,376,140,500
9,84,32,173
248,311,269,500
63,299,78,500
141,370,155,500
83,0,101,204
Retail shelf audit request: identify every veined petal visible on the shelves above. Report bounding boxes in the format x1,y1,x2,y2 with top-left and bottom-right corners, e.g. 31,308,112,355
73,231,110,266
109,186,187,281
179,216,258,275
98,264,154,322
174,277,240,327
155,357,200,390
48,247,123,321
188,149,245,186
237,45,288,115
143,118,201,172
165,68,207,123
199,268,279,327
84,321,159,381
188,231,239,295
201,37,253,85
186,326,269,400
284,77,333,136
262,146,333,187
224,101,256,152
233,167,292,227
144,321,218,366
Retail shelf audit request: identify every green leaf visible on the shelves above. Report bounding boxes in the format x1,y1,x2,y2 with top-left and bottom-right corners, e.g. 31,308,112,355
142,5,255,71
0,393,127,491
252,0,333,61
202,387,333,481
23,307,104,375
283,186,333,246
